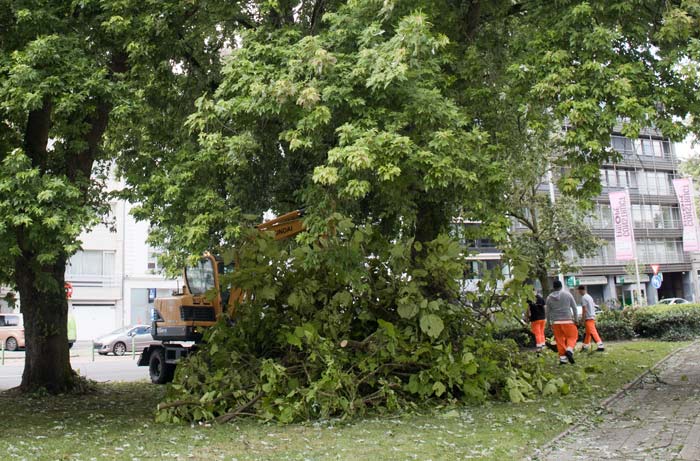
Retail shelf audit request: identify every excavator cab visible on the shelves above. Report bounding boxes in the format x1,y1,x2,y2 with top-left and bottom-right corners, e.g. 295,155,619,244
141,209,305,383
151,254,222,342
150,209,305,343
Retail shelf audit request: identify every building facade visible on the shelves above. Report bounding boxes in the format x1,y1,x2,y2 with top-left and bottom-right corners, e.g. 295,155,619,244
66,199,179,340
454,129,698,307
565,128,698,306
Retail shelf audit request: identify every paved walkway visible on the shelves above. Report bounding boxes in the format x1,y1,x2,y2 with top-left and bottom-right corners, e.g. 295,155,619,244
539,341,700,460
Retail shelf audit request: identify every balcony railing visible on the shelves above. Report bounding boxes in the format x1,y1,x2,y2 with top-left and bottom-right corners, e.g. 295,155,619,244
65,274,122,287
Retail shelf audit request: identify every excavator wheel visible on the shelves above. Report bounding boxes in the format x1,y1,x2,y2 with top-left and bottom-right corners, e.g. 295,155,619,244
149,348,175,384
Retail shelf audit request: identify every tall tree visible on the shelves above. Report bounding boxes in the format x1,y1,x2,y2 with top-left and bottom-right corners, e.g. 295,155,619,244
491,130,603,294
0,0,235,392
116,0,700,421
126,0,700,261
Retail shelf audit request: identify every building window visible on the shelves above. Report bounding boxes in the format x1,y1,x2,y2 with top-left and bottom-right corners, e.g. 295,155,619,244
611,135,671,159
638,172,673,195
147,250,162,273
575,239,684,266
600,168,637,190
630,204,680,229
611,135,633,154
66,250,115,277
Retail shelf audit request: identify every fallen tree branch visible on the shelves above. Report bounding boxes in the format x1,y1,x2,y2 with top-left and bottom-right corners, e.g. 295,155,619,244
157,399,200,410
215,392,264,424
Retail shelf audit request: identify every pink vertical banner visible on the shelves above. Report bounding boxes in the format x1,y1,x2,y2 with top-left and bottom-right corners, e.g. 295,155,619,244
673,177,700,252
609,190,636,261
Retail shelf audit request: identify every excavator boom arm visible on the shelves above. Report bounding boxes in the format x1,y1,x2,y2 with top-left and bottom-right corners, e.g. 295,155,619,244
256,209,305,241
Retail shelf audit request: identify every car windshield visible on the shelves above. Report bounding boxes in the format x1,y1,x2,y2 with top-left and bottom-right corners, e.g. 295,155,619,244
659,299,672,304
106,325,133,335
185,257,216,295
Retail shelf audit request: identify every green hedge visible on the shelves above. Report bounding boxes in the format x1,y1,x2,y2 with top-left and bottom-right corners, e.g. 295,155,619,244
595,310,636,341
632,303,700,341
497,303,700,346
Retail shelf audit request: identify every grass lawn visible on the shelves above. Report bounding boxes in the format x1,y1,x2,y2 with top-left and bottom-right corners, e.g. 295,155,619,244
0,340,688,461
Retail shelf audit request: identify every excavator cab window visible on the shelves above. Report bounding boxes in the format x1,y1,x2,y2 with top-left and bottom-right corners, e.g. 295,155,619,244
217,262,235,308
185,258,217,295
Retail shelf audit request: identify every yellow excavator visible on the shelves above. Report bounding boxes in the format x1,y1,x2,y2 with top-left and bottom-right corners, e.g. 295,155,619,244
138,209,305,383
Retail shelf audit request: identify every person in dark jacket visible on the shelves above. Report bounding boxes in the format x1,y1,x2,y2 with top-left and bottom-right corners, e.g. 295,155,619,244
526,289,546,353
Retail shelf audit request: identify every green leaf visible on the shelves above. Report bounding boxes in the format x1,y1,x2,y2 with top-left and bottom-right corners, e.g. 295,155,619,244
432,381,446,397
397,302,419,319
508,387,524,403
286,333,302,348
419,314,444,338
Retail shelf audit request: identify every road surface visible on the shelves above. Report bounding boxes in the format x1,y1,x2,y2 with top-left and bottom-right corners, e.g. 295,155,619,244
0,344,150,390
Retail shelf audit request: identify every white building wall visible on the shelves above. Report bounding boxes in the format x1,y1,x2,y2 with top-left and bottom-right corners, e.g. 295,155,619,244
67,179,179,340
121,201,179,326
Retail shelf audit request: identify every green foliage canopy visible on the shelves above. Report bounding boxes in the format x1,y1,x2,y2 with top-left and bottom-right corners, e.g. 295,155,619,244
0,0,243,392
148,0,700,422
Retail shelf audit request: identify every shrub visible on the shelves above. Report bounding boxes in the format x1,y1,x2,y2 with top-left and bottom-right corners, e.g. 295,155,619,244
632,304,700,341
493,325,534,348
595,310,636,341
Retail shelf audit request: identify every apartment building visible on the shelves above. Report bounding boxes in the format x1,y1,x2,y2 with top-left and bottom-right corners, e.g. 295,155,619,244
66,199,179,340
567,128,697,306
455,129,698,307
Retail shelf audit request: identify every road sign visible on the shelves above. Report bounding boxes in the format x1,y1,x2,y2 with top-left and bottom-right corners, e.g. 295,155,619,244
651,274,662,289
566,276,578,288
650,264,660,275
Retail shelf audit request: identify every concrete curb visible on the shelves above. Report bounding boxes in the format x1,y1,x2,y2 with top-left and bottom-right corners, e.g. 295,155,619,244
533,340,699,459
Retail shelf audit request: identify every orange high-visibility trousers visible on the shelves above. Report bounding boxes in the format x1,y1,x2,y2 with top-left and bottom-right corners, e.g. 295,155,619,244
552,323,578,356
583,319,602,345
530,320,546,347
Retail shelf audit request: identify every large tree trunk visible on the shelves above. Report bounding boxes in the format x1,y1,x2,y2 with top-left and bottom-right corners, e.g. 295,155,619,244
535,258,552,297
414,198,449,245
414,198,452,299
537,270,551,298
15,254,76,393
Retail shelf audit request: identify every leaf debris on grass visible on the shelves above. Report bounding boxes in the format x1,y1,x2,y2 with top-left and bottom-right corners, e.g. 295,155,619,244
0,340,687,461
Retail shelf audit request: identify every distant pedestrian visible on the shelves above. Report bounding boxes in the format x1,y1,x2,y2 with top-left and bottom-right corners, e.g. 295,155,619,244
526,289,546,353
577,285,605,352
545,280,579,365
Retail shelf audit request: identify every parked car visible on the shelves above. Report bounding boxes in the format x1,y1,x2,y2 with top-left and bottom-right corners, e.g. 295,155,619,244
0,313,24,351
658,298,690,305
93,325,160,356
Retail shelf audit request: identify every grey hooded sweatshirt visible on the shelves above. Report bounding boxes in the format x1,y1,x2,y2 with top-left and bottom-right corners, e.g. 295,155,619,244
545,289,577,324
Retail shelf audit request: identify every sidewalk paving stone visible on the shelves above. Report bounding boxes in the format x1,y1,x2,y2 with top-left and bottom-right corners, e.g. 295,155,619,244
538,341,700,461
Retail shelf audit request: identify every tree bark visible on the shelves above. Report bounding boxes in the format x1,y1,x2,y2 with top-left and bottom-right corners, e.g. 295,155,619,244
15,254,76,393
414,198,453,299
414,198,449,245
536,264,551,297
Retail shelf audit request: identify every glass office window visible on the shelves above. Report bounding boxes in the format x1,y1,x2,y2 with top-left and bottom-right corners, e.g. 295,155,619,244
600,203,612,228
652,140,664,158
658,173,671,195
632,204,643,228
650,204,662,228
614,136,633,153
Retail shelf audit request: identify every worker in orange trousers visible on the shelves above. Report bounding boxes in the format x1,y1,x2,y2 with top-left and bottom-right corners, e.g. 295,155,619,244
577,285,605,352
526,289,546,353
545,280,579,365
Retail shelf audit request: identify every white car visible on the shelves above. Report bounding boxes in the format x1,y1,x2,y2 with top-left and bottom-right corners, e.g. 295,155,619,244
658,298,690,305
